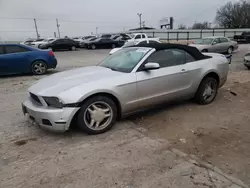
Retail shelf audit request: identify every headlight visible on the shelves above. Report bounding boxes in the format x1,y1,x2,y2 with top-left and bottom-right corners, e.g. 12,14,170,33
43,97,63,108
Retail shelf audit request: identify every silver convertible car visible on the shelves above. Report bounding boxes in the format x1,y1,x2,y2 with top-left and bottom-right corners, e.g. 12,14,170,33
22,43,229,134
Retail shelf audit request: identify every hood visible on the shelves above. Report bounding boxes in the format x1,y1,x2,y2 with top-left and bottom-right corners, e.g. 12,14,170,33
109,48,121,55
28,66,124,96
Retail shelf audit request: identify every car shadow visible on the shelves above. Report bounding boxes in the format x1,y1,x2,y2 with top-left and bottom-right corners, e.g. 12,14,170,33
0,70,58,79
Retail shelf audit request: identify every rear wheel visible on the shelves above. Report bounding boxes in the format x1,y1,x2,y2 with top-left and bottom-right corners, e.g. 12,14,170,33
247,66,250,70
77,96,117,135
195,77,218,105
31,61,47,75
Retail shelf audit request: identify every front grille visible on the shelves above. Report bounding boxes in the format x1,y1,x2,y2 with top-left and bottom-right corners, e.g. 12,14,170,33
30,93,42,105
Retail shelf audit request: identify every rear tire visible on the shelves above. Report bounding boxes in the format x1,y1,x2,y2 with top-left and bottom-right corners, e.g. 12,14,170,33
195,77,218,105
77,96,117,135
31,61,47,75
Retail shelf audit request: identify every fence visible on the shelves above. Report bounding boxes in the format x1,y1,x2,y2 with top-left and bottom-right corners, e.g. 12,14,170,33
126,28,250,41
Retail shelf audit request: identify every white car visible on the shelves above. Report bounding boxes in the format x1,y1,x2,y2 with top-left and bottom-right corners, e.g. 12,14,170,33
109,39,161,55
126,33,159,44
30,38,56,48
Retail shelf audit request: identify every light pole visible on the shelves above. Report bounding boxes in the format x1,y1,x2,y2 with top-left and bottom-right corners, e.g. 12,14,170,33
137,13,142,29
56,18,61,38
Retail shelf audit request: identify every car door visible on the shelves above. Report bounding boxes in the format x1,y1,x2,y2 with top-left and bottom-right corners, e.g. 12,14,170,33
52,39,63,50
135,49,194,108
219,37,230,53
0,45,31,74
0,45,7,74
100,39,111,48
211,38,222,53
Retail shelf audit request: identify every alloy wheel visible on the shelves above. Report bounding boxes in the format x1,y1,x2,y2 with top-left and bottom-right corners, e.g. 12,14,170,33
32,62,47,75
83,101,113,131
202,81,217,103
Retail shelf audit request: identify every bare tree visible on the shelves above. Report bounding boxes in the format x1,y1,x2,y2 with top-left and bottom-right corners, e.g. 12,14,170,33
216,0,250,28
192,22,210,29
178,24,187,29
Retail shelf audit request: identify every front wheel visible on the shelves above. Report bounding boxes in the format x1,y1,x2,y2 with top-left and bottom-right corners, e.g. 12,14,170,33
31,61,47,75
195,77,218,105
91,44,96,50
71,46,76,51
227,46,233,54
77,96,117,135
111,44,116,49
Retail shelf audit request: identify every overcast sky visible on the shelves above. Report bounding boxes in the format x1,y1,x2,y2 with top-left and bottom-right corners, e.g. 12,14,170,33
0,0,239,40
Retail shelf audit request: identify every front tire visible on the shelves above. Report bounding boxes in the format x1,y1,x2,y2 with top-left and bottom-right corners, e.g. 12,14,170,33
91,44,96,50
227,46,233,54
71,46,76,51
195,77,218,105
77,96,117,135
111,44,116,49
31,61,47,75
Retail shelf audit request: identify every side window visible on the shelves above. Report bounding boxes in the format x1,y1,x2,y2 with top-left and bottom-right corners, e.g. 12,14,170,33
142,35,146,39
186,52,195,63
147,49,186,68
0,46,4,55
220,38,228,43
135,35,141,39
213,38,220,44
5,46,29,54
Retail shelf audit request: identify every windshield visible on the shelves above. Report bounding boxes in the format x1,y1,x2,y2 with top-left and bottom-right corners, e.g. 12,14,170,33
194,38,213,45
89,37,98,41
99,47,150,73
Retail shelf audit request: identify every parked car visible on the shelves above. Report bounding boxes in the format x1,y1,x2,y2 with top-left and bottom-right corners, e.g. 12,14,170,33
85,38,120,49
244,52,250,69
22,43,229,134
233,32,250,43
190,37,238,54
39,38,78,51
0,44,57,75
21,39,44,46
109,39,160,55
126,33,159,44
30,38,56,48
79,37,97,48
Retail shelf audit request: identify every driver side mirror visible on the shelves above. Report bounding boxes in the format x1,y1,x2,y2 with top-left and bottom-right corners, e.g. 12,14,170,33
143,62,160,70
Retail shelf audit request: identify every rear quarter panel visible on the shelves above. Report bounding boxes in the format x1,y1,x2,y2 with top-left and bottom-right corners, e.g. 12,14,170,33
30,50,57,68
186,54,229,92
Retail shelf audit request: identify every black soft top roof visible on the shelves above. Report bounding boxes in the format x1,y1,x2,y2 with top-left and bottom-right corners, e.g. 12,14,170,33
133,43,209,60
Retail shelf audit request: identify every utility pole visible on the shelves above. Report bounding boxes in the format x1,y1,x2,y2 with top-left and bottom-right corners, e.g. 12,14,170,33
137,13,142,29
96,27,98,35
56,18,61,38
33,19,40,39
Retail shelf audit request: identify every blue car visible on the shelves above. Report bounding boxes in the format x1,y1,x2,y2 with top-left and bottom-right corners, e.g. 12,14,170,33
0,44,57,75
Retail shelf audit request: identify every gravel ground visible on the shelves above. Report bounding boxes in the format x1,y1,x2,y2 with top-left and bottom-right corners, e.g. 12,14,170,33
0,45,250,187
